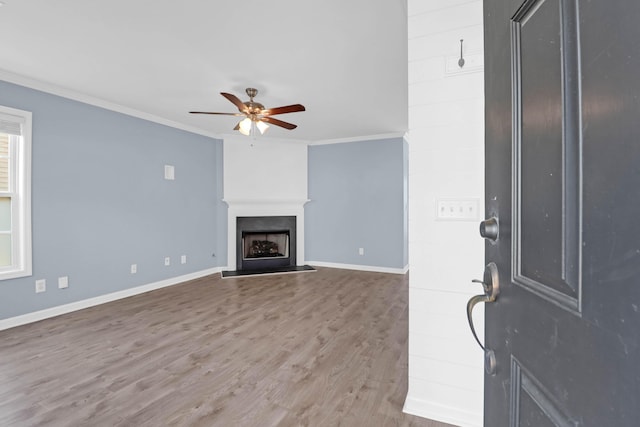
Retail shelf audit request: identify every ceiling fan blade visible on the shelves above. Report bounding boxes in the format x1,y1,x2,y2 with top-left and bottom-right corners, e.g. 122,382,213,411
261,116,297,130
221,92,248,112
261,104,306,116
233,123,240,131
189,111,245,116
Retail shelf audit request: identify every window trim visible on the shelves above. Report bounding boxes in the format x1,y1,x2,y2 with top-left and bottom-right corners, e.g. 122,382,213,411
0,105,32,280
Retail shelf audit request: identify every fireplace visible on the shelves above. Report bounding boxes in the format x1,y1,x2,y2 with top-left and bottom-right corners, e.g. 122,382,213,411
223,198,310,276
236,216,296,271
243,231,289,259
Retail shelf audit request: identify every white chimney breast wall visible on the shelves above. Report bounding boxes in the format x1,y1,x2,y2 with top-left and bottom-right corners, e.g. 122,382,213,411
223,135,308,201
223,135,309,270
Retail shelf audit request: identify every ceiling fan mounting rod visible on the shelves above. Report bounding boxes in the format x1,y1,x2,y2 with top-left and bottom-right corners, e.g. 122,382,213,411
241,88,262,116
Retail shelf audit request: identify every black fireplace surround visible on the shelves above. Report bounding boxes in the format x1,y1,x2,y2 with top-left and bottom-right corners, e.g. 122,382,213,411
236,216,296,271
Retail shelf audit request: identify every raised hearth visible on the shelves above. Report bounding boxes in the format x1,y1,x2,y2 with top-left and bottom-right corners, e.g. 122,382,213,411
221,265,315,278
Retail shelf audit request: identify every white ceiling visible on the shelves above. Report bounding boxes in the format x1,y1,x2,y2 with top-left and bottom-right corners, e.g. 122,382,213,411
0,0,408,142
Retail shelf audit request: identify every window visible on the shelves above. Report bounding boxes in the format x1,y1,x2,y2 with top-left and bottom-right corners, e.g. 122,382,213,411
0,106,32,280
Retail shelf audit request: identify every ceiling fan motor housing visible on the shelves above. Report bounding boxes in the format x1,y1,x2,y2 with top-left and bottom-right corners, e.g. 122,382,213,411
244,88,263,119
244,101,265,117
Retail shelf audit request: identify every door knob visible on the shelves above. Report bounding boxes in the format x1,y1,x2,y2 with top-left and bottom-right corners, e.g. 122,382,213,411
479,217,499,242
467,262,500,374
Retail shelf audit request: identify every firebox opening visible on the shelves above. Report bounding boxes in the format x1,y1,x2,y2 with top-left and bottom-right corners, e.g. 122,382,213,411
242,231,290,260
236,215,297,272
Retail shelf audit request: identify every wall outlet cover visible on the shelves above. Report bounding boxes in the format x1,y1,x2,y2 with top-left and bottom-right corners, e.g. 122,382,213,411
35,279,46,293
58,276,69,289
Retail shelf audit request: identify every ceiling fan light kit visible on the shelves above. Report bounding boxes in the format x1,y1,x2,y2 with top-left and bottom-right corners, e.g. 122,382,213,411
238,117,252,135
238,117,269,136
190,87,305,136
256,120,269,134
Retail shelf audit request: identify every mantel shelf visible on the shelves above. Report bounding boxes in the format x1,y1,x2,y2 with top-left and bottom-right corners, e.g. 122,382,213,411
223,199,311,206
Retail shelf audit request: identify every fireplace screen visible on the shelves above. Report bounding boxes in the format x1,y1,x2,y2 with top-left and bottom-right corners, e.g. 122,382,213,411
242,231,290,260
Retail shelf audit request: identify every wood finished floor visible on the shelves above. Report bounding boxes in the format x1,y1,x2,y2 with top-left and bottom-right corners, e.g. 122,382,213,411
0,268,455,427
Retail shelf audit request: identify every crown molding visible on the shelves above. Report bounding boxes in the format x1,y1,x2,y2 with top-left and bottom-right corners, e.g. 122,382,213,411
0,69,222,140
308,132,406,146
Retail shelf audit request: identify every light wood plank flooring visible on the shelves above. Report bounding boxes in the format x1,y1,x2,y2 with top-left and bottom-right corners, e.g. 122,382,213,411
0,267,455,426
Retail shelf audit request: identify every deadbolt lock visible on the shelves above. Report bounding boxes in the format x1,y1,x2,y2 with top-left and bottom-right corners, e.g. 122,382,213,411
479,217,499,242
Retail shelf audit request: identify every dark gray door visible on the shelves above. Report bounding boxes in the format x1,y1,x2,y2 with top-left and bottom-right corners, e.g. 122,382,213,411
477,0,640,425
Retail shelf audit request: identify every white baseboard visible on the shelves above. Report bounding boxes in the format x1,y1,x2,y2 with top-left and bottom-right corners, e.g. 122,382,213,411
403,394,482,427
0,267,223,331
306,261,408,275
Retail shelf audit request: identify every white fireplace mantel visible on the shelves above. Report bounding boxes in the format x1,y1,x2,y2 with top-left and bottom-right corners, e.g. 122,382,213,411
224,198,310,271
222,135,309,272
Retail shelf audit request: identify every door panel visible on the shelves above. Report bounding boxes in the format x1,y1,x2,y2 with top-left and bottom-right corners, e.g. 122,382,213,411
519,0,564,295
483,0,640,425
517,393,559,427
510,357,576,427
512,0,581,311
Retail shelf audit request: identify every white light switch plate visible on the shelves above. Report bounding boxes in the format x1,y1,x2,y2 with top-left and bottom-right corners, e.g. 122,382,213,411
436,198,480,221
164,164,175,180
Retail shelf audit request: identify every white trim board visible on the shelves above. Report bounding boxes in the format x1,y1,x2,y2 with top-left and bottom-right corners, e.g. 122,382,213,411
403,394,482,427
307,261,408,275
0,267,223,332
308,132,406,146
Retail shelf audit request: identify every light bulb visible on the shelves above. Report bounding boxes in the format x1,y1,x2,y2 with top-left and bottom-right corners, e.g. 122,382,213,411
238,118,252,136
256,121,269,135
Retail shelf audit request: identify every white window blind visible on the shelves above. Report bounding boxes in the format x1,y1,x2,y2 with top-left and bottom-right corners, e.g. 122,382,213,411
0,112,24,136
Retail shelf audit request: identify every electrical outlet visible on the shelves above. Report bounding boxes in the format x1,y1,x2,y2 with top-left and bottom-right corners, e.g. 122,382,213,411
58,276,69,289
181,255,187,264
131,264,137,274
359,247,364,256
35,279,46,293
164,257,170,266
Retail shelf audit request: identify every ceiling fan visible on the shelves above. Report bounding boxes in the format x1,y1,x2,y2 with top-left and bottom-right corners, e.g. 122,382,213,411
189,88,305,135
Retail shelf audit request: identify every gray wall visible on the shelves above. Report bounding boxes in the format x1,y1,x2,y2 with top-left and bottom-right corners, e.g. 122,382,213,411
306,137,408,269
0,80,224,320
